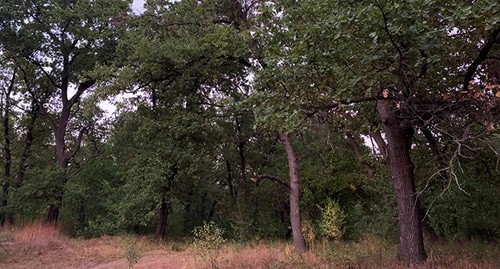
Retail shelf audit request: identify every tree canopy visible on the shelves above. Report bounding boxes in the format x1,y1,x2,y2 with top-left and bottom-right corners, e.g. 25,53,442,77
0,0,498,266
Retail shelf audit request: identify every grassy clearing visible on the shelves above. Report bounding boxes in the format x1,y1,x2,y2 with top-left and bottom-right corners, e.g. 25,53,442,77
0,222,498,269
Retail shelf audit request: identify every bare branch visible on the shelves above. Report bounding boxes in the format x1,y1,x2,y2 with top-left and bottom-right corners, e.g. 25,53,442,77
251,174,288,187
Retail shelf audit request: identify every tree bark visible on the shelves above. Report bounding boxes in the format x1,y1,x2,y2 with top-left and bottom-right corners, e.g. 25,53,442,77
225,159,237,202
155,195,169,239
377,99,426,265
155,166,177,239
46,205,60,224
345,132,375,179
1,71,15,225
235,116,249,201
16,101,40,188
44,79,94,223
369,130,388,159
279,133,307,254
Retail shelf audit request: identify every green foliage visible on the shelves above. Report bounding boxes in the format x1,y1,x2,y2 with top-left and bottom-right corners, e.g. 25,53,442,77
319,199,346,240
77,216,120,239
191,221,226,269
0,0,498,252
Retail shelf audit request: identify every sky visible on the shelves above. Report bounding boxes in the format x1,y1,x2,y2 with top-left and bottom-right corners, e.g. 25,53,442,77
132,0,146,14
95,0,145,117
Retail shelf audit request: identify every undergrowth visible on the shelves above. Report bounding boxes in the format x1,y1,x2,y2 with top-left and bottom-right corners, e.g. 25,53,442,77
0,223,498,269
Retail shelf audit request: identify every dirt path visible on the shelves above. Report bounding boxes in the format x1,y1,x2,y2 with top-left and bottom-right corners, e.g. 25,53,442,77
87,251,200,269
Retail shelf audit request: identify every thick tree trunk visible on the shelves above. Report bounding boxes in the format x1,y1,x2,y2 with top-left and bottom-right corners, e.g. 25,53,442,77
46,174,67,223
46,205,60,224
279,133,307,254
377,100,426,265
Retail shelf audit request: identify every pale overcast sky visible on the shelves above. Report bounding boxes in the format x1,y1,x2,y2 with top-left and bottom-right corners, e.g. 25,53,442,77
132,0,145,14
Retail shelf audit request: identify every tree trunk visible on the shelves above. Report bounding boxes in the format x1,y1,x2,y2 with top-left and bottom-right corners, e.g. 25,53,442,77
345,132,375,179
418,205,439,243
46,173,67,223
235,116,249,201
225,159,237,202
43,80,94,224
279,133,307,254
377,99,426,265
155,196,169,239
16,101,40,187
46,205,60,224
155,167,177,239
1,72,15,225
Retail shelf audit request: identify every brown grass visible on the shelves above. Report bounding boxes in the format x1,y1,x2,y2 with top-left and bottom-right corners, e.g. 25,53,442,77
9,221,66,255
0,225,498,269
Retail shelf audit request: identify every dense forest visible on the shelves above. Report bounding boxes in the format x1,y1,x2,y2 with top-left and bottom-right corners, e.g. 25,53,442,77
0,0,499,267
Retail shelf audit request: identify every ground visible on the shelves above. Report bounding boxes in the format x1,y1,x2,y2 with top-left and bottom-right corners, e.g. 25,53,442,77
0,223,499,269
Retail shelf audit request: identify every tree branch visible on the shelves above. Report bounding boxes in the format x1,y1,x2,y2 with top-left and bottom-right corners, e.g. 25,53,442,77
463,27,500,92
251,174,289,187
66,126,88,162
69,79,95,105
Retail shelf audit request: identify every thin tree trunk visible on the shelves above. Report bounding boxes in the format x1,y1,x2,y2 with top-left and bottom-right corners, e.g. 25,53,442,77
279,133,307,254
418,205,439,243
369,130,388,159
421,128,447,181
1,72,15,225
16,101,40,188
345,132,375,179
377,99,426,265
225,159,236,202
235,116,248,201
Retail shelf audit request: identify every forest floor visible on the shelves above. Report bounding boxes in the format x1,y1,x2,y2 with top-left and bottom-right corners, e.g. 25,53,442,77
0,222,499,269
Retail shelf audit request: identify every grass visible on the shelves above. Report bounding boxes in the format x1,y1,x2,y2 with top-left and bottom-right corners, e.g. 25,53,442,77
0,222,498,269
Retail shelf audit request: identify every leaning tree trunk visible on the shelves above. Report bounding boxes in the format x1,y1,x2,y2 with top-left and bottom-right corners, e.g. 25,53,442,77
279,133,307,254
377,99,427,265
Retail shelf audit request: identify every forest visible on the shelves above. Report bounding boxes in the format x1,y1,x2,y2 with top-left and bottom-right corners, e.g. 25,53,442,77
0,0,499,268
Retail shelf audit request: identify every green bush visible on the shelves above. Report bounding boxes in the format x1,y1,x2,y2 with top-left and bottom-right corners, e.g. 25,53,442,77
191,222,226,269
319,199,346,240
77,216,120,238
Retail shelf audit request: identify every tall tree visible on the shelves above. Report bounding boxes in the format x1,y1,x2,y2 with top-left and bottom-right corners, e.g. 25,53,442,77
111,0,254,238
0,66,16,224
279,133,307,253
254,0,499,264
0,0,131,222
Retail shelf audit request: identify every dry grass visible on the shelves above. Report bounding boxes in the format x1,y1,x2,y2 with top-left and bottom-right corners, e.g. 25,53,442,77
4,221,67,257
0,224,498,269
0,222,124,269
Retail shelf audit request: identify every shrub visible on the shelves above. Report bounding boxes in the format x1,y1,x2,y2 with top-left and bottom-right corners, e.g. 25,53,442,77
191,221,226,269
319,199,346,240
122,235,140,269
